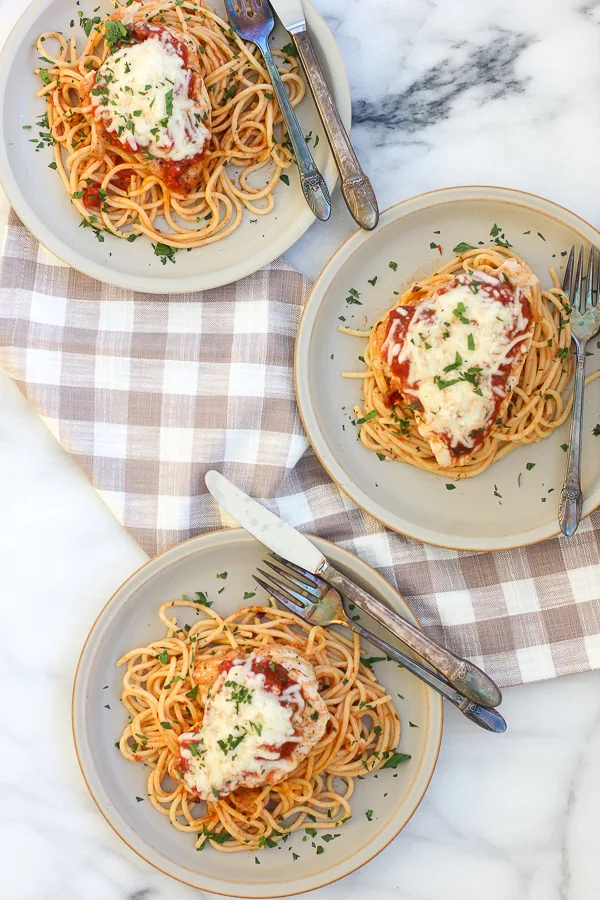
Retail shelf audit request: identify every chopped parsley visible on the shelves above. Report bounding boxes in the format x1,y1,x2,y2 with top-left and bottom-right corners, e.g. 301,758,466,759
381,752,411,769
153,242,177,265
452,242,475,254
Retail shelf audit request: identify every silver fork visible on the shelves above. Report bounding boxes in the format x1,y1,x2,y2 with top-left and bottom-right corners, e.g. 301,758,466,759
254,555,507,733
224,0,331,221
559,246,600,536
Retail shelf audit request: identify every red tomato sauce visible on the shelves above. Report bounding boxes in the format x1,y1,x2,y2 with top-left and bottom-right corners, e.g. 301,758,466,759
82,184,101,209
251,658,297,694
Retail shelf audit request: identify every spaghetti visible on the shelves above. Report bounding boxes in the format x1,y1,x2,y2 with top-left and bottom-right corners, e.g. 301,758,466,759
116,601,401,852
35,0,305,251
341,246,592,479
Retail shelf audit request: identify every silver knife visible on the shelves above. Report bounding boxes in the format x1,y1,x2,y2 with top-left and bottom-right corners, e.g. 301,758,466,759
269,0,379,231
204,470,502,709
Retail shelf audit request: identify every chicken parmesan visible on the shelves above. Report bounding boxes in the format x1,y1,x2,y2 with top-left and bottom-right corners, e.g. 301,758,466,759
176,646,328,800
116,601,402,852
90,17,212,193
34,0,306,251
376,258,536,468
343,246,574,478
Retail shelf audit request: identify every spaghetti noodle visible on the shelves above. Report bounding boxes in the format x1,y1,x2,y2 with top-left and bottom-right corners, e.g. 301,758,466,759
35,0,305,251
116,601,401,852
341,246,592,479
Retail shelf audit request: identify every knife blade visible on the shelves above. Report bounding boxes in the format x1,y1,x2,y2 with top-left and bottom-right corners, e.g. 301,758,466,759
269,0,379,230
205,469,325,573
269,0,306,32
204,470,502,709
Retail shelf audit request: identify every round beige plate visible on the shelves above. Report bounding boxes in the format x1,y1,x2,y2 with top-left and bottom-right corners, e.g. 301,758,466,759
0,0,350,294
72,529,442,898
295,186,600,551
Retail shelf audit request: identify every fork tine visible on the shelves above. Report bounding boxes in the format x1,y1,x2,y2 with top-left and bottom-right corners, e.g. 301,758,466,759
255,567,313,609
264,556,322,598
562,246,575,296
268,553,324,588
574,247,585,313
252,574,308,617
586,247,596,310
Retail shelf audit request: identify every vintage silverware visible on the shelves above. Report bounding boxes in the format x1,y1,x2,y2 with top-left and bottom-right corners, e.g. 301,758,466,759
204,469,502,709
268,0,379,230
224,0,331,221
559,246,600,535
254,555,506,733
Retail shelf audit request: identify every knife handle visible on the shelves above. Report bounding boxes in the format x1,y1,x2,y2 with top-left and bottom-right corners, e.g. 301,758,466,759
292,30,379,231
322,562,502,709
350,620,506,733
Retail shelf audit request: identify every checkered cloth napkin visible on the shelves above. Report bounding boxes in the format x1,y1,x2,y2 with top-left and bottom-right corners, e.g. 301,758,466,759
3,210,600,688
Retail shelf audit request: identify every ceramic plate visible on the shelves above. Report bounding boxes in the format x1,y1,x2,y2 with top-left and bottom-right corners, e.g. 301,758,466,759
295,186,600,551
72,529,442,898
0,0,350,294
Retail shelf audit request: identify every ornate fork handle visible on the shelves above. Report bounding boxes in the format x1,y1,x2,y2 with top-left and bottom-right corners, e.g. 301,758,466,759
560,345,586,536
255,39,331,222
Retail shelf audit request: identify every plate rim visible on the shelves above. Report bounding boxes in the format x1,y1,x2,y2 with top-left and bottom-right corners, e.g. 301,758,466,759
294,184,600,552
72,527,443,898
0,0,351,294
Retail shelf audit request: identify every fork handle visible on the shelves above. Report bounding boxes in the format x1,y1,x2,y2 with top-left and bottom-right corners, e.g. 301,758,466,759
560,344,586,536
321,562,502,708
350,620,506,733
292,30,378,231
255,38,331,221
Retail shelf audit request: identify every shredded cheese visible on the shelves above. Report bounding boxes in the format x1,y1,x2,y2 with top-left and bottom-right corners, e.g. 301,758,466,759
179,656,307,800
91,34,210,161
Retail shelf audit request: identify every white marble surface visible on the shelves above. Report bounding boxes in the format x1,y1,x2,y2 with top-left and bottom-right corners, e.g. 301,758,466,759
2,1,600,898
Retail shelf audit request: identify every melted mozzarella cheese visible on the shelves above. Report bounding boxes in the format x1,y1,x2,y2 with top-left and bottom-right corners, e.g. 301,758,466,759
383,264,535,464
179,652,322,800
91,35,210,161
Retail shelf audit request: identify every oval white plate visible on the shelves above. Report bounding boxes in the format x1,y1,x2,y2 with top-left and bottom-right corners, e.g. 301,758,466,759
295,186,600,551
0,0,350,294
73,529,442,898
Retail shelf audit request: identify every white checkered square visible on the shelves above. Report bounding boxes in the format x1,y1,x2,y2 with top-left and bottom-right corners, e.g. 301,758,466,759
501,578,541,615
275,492,313,527
352,534,396,571
423,543,460,562
567,564,600,603
37,243,68,268
229,363,265,397
26,348,62,384
95,354,131,391
93,421,128,459
224,428,261,464
98,300,135,333
436,589,476,626
516,644,556,683
160,426,195,462
29,291,67,326
234,299,269,334
584,633,600,667
157,494,191,530
167,303,204,335
162,359,199,396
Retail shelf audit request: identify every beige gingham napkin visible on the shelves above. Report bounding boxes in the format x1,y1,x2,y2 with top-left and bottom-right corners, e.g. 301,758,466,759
3,210,600,688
